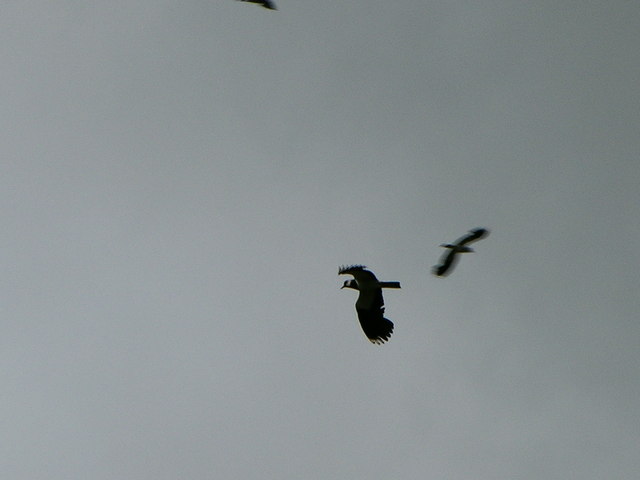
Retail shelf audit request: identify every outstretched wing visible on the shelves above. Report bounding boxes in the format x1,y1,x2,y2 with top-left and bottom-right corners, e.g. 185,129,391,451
457,228,489,246
432,249,458,277
355,290,393,344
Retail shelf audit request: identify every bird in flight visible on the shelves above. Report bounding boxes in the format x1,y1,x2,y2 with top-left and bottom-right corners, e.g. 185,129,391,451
237,0,277,10
339,265,401,344
432,228,490,277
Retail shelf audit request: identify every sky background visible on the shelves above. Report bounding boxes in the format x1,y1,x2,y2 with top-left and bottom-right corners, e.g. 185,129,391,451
2,1,639,479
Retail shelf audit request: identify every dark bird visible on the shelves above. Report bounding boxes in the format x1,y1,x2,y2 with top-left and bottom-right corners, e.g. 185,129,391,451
339,265,400,344
432,228,490,277
237,0,277,10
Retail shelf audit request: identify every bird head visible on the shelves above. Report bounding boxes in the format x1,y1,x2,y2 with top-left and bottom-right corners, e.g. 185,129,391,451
440,243,474,252
341,279,359,290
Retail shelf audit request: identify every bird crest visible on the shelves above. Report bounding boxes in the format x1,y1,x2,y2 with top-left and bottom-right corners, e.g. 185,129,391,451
338,264,368,275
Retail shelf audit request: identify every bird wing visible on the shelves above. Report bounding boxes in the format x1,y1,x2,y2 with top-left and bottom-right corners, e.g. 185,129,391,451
432,248,458,276
238,0,277,9
355,288,393,344
457,228,489,246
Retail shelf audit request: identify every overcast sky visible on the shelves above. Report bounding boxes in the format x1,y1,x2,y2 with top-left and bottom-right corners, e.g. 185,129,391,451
2,1,639,479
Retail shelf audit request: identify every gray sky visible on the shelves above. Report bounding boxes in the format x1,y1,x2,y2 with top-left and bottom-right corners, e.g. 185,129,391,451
2,1,639,479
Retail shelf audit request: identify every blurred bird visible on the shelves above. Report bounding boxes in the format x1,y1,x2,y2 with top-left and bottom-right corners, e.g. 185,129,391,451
339,265,400,344
432,228,490,277
237,0,277,10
